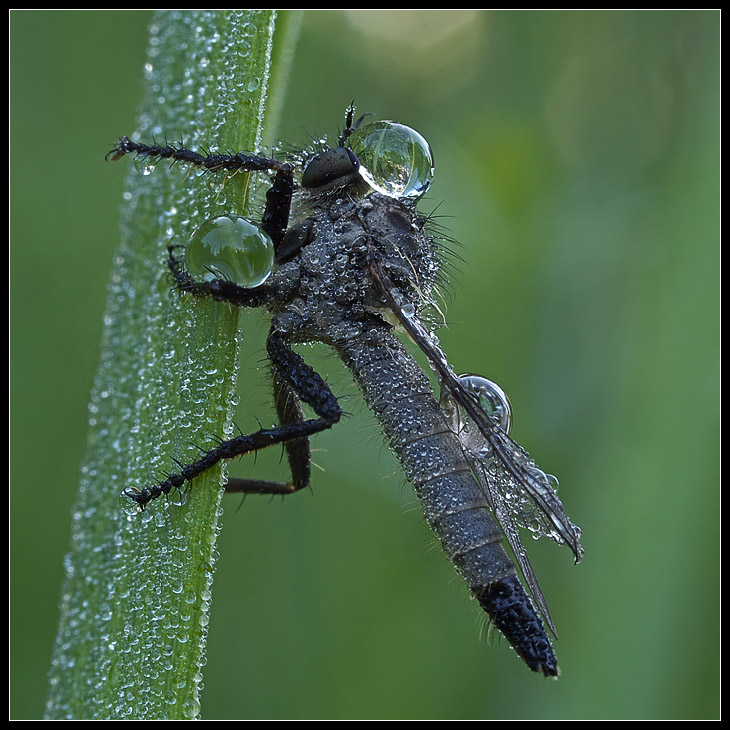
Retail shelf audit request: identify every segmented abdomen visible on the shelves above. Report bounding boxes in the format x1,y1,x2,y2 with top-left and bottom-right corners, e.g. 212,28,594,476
334,322,558,676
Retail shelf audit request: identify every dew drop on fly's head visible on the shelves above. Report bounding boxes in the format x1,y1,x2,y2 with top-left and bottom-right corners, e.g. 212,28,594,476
348,120,434,199
185,215,274,288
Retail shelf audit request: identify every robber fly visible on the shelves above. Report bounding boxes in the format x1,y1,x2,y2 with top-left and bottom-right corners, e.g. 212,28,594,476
107,104,584,676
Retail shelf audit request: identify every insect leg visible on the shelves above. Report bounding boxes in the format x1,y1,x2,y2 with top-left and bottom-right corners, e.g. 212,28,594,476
261,165,294,251
106,137,294,253
106,137,285,175
224,360,312,496
166,244,276,308
122,324,341,509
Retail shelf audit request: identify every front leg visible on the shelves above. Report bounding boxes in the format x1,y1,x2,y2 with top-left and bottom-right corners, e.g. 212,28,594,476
166,244,276,308
107,137,295,255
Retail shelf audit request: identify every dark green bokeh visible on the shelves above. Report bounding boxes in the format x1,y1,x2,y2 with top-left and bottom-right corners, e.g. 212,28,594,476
10,9,720,720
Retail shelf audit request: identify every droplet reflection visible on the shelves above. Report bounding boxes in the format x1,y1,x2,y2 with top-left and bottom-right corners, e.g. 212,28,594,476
349,120,434,199
186,215,274,288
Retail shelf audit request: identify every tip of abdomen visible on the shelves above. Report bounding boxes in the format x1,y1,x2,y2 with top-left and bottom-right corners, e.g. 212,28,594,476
474,575,559,677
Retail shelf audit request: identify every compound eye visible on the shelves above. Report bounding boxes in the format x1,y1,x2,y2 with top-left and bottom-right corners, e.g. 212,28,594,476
301,147,360,189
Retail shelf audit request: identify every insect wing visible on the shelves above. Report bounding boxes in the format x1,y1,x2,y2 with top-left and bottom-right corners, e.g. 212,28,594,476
486,426,584,563
369,255,584,632
441,387,583,634
470,453,557,635
440,375,584,554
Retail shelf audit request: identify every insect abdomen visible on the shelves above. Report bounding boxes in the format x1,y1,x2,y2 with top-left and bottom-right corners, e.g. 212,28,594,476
335,323,558,676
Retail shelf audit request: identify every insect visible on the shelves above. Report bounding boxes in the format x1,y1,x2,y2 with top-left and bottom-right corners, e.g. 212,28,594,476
107,104,584,677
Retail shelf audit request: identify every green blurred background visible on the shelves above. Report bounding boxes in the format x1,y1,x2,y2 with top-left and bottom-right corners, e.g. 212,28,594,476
10,10,720,720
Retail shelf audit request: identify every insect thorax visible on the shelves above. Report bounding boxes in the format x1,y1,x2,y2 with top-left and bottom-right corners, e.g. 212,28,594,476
267,188,440,337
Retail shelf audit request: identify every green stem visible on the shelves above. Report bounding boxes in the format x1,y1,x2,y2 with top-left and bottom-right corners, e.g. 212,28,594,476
46,10,296,719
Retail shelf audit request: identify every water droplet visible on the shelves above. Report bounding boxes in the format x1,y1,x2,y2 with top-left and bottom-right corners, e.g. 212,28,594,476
119,490,143,516
465,374,512,433
349,120,434,198
182,697,201,719
240,21,258,37
186,215,274,288
440,373,513,435
167,487,188,507
133,155,157,176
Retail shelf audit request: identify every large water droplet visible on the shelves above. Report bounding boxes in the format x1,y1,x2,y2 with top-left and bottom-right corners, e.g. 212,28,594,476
459,373,513,434
440,373,513,436
349,120,434,199
186,215,274,288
